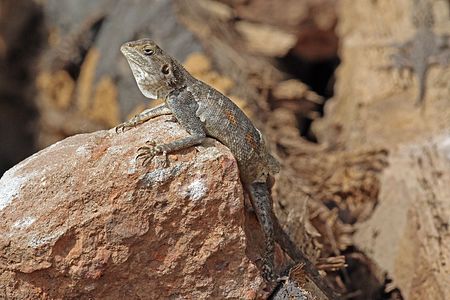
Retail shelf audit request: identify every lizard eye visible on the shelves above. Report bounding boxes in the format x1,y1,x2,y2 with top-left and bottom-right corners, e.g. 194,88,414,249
143,47,154,56
161,64,170,75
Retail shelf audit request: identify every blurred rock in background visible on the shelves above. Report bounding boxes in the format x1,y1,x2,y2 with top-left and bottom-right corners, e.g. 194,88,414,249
0,0,43,175
2,0,449,299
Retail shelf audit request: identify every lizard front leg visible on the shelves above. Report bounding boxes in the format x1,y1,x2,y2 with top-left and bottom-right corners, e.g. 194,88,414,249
116,103,172,132
136,89,206,166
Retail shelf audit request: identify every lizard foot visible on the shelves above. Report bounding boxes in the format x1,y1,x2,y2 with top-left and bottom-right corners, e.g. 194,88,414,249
115,115,145,133
115,121,138,133
164,115,178,123
136,141,169,167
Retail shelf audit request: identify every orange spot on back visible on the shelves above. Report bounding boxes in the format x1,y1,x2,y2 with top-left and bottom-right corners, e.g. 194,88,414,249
245,132,258,149
225,109,238,126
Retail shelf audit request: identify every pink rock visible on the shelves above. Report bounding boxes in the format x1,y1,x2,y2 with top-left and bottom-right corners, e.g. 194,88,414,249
0,116,271,299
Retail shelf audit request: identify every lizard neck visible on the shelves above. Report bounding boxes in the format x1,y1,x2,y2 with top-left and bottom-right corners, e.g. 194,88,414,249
126,53,195,100
171,61,196,88
150,61,195,99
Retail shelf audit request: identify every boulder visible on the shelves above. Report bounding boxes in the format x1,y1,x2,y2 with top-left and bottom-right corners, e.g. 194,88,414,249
0,116,272,299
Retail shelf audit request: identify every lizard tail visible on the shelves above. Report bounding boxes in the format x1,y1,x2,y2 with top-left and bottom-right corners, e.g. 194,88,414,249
248,182,338,299
272,216,338,299
416,67,427,106
247,182,275,280
247,181,305,264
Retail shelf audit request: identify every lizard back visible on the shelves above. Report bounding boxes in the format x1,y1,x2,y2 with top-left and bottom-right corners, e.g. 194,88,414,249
188,80,280,183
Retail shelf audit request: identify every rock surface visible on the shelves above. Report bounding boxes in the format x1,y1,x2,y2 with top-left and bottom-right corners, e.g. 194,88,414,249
313,0,450,148
354,134,450,300
0,116,270,299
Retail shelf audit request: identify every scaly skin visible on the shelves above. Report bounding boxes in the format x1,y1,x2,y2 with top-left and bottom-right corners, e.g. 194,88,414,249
117,39,337,299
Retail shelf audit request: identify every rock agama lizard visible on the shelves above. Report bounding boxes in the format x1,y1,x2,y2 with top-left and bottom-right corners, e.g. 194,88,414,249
116,38,337,299
387,0,450,105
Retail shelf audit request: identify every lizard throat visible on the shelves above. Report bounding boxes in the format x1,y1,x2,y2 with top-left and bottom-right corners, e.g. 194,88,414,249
128,63,171,99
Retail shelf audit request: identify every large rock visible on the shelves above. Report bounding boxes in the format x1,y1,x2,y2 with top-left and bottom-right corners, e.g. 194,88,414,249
0,116,271,299
311,0,450,298
354,134,450,300
313,0,450,148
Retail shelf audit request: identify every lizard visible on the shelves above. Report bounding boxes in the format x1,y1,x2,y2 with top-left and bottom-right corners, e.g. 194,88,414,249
116,38,337,299
386,0,450,106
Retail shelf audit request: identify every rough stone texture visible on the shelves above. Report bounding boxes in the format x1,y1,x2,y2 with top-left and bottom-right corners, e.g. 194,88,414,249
313,0,450,148
230,0,338,60
0,117,270,299
354,134,450,300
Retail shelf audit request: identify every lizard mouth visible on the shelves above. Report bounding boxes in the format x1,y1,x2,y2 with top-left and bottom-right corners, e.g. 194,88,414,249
126,56,141,67
124,54,145,70
120,45,143,67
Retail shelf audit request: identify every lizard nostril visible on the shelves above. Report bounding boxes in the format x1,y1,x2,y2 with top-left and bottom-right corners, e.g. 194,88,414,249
120,43,129,53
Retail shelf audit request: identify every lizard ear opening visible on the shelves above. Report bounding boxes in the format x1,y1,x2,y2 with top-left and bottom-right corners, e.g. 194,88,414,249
161,64,170,75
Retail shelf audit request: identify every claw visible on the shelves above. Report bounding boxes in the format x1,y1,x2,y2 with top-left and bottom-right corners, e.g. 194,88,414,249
135,151,148,159
136,150,155,166
161,151,169,167
115,125,124,133
137,146,148,153
135,140,172,168
137,141,156,152
164,115,178,123
136,141,162,167
115,119,140,133
141,155,154,167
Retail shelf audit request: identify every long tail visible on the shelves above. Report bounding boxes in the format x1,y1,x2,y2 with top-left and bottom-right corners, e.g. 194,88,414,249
247,182,275,281
415,62,428,106
272,214,338,299
247,182,338,300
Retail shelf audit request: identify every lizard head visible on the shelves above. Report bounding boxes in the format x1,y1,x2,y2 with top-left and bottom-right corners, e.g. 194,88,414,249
120,38,183,99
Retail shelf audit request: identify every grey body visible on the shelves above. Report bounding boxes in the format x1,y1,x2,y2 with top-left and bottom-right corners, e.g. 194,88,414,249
186,78,279,183
117,38,336,299
389,0,450,105
118,39,278,183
